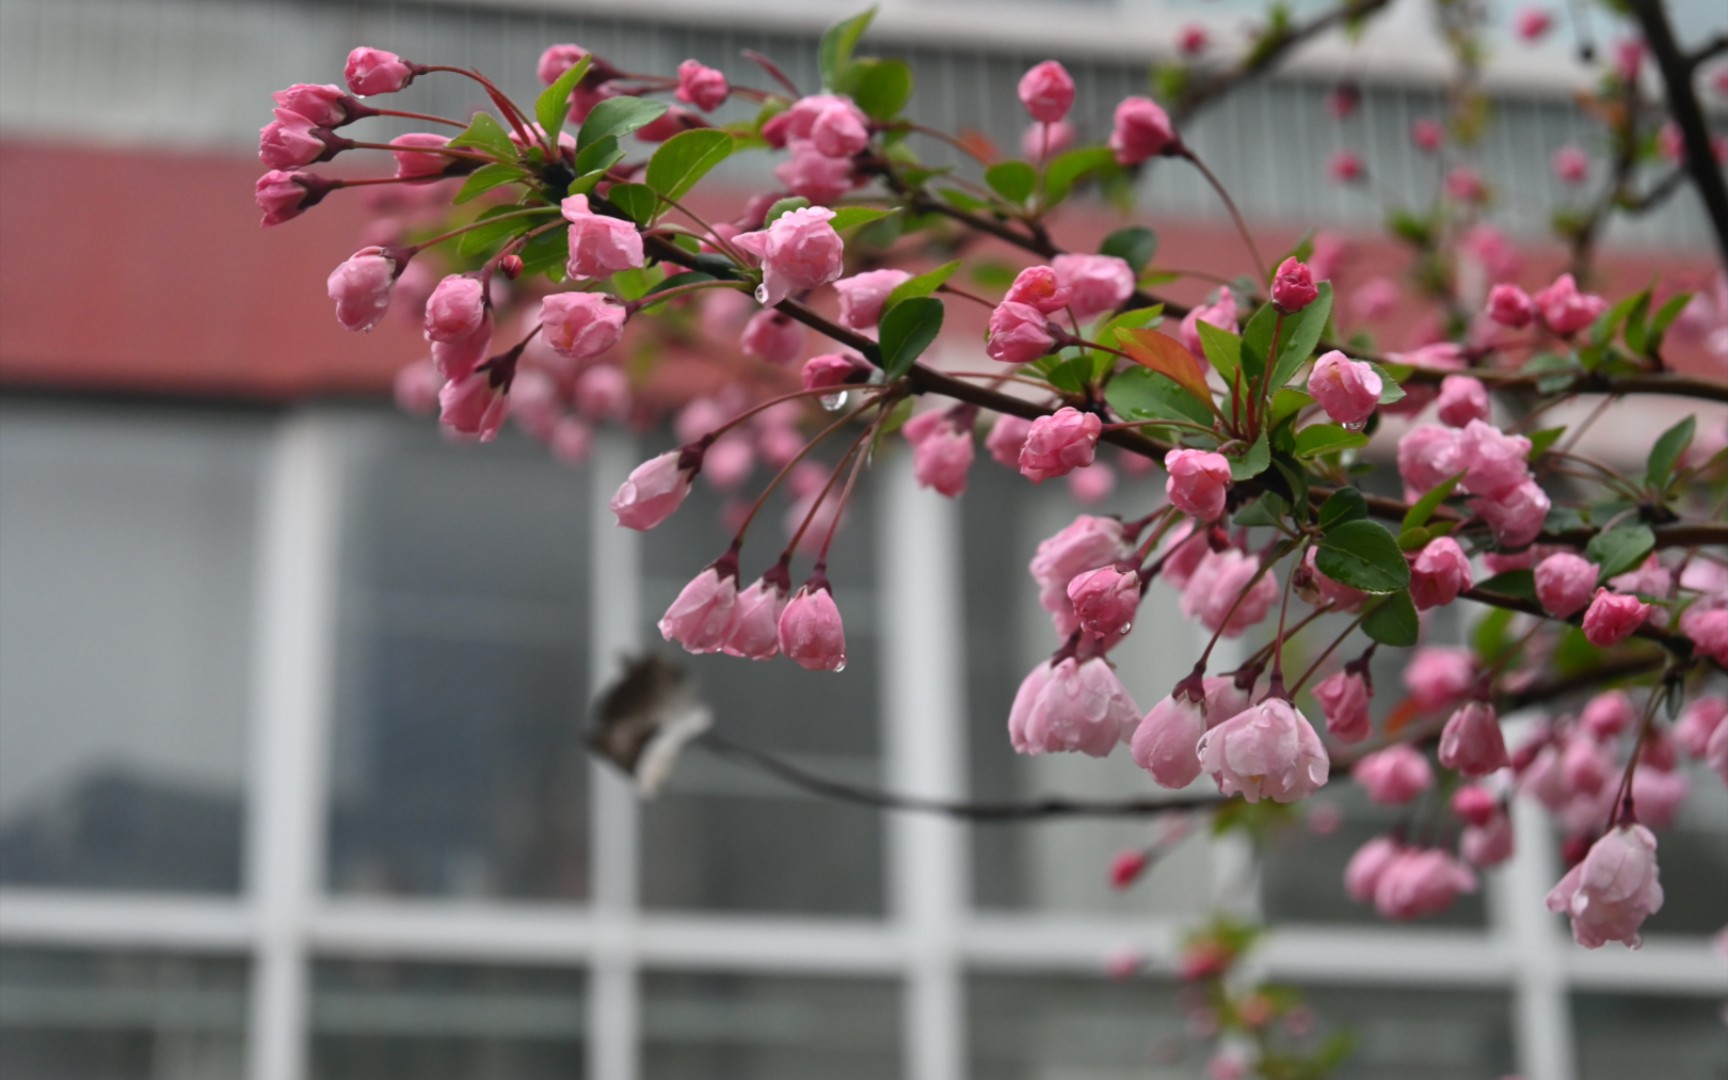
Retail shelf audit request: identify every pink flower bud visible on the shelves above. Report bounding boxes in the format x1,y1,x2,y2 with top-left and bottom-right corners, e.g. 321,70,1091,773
1325,83,1361,120
541,293,628,361
431,317,494,383
1164,448,1231,521
1353,744,1434,805
384,132,449,181
1013,657,1140,757
1375,848,1477,920
259,109,335,169
1680,602,1728,665
1445,166,1488,204
1272,257,1319,313
1439,701,1509,777
393,359,441,415
1131,692,1207,788
912,420,976,498
327,249,399,332
1410,536,1473,611
1673,697,1726,759
1613,37,1644,83
1561,735,1612,797
660,563,741,654
1067,565,1140,638
1346,836,1402,902
1313,670,1372,744
1454,419,1532,498
1487,283,1535,329
1197,698,1330,803
778,577,847,672
1158,522,1210,589
1018,60,1076,124
1307,350,1382,427
834,269,912,330
1435,374,1489,427
1109,96,1178,165
439,366,510,442
1299,547,1367,611
1452,785,1498,826
783,95,871,159
1411,119,1444,152
1019,407,1102,482
255,169,326,227
1178,25,1210,56
986,415,1035,468
1020,120,1076,162
1053,254,1135,321
987,301,1058,364
1470,479,1550,549
611,450,696,530
1328,150,1365,184
1582,588,1650,646
801,353,867,393
1581,691,1636,740
1533,273,1608,335
1709,719,1728,788
1545,824,1663,948
1178,287,1238,354
1462,813,1514,866
732,206,845,306
1182,549,1278,638
272,83,358,128
574,365,630,422
423,275,488,344
561,194,645,280
1552,145,1589,184
344,47,415,97
1514,6,1553,41
1404,647,1475,712
537,44,590,84
1609,555,1672,599
675,59,729,111
774,140,857,203
1030,515,1129,635
1108,849,1149,890
723,571,791,660
740,309,805,365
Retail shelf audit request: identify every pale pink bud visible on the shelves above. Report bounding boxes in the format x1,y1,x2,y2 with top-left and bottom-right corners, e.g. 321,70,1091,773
987,301,1057,364
1410,536,1473,611
561,194,645,280
259,109,333,169
1325,83,1361,120
1439,701,1509,776
986,415,1035,468
1018,60,1076,124
1514,6,1553,41
1182,549,1278,638
774,140,856,203
1411,119,1444,152
1353,744,1434,805
1029,515,1129,635
1300,547,1367,611
675,59,729,111
723,572,790,660
1673,697,1726,759
1552,145,1589,184
1487,283,1535,329
659,563,741,654
327,249,399,332
1052,254,1135,321
1445,167,1488,204
1328,149,1365,184
1374,848,1477,920
255,170,323,227
740,309,805,365
438,366,510,442
1681,604,1728,665
1709,718,1728,787
1435,374,1490,427
1131,692,1207,788
732,206,845,306
272,83,357,128
1561,736,1612,797
1582,588,1650,647
1533,273,1608,335
1452,785,1498,827
344,47,414,97
1545,825,1663,948
1345,836,1402,902
1272,257,1319,313
393,359,441,414
1307,350,1382,427
1313,669,1372,744
541,292,627,360
1581,691,1636,740
778,577,847,672
1016,657,1140,757
611,450,696,530
783,95,871,159
1109,97,1178,165
537,44,590,85
1178,288,1238,355
573,364,630,421
1020,120,1075,162
423,275,488,344
431,315,494,383
1197,698,1330,803
1067,462,1116,505
912,421,976,498
1404,647,1475,712
383,133,448,180
1158,522,1210,589
1164,448,1231,521
1018,407,1102,482
1008,661,1056,754
1462,813,1514,867
834,269,911,330
801,353,867,392
1068,565,1140,639
1471,479,1550,549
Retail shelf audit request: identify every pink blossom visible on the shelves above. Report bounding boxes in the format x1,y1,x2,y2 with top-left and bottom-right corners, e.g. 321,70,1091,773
327,249,399,332
778,577,847,672
1553,145,1589,184
1581,691,1636,740
1707,719,1728,786
424,275,488,344
1109,96,1178,164
1109,849,1149,890
1582,588,1650,646
1020,120,1076,162
1411,119,1444,152
1068,565,1140,638
723,573,790,660
573,365,630,421
1613,38,1644,84
1471,479,1551,549
1178,288,1238,355
732,206,845,306
1673,697,1726,758
1462,813,1514,867
1178,24,1209,56
1131,692,1207,788
834,269,912,330
1164,448,1231,522
1018,60,1076,124
1314,669,1372,743
1681,604,1728,665
1439,701,1509,776
438,367,510,442
1030,515,1129,636
1004,265,1071,314
1487,283,1535,329
1410,536,1473,611
1452,785,1498,826
1533,273,1608,335
1008,661,1056,754
1435,375,1490,427
537,44,590,85
344,47,414,97
1159,522,1212,589
1457,419,1532,498
611,450,695,530
659,564,740,654
393,359,441,414
1272,257,1319,313
912,420,976,498
1300,547,1367,611
561,194,645,280
1630,766,1688,831
1019,407,1102,482
272,83,356,128
986,415,1034,468
1404,647,1475,712
774,141,856,203
783,95,870,159
1325,83,1361,120
740,309,805,365
986,301,1057,364
541,293,627,361
1609,555,1672,599
1182,549,1278,637
1307,350,1382,427
1013,657,1140,757
1053,254,1135,321
1561,736,1612,797
1309,231,1351,281
1345,836,1402,902
1445,167,1488,204
1351,277,1400,322
1397,425,1464,500
1546,825,1664,948
1514,6,1553,41
1328,149,1365,184
1197,698,1330,803
1067,463,1116,504
1353,744,1434,805
259,109,331,169
802,353,867,393
675,59,729,111
1374,848,1477,920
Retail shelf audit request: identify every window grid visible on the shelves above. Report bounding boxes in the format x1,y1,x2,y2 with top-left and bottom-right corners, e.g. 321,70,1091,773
1,408,1724,1080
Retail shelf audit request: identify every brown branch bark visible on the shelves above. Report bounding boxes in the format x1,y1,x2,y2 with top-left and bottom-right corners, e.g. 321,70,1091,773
1628,0,1728,270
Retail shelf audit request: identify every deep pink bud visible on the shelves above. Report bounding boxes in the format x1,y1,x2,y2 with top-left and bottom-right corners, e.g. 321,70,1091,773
541,293,627,361
1328,150,1365,184
1514,6,1553,41
1109,849,1149,890
1197,699,1330,803
1307,350,1382,427
1374,848,1477,920
562,194,645,280
1014,657,1140,757
537,44,590,85
1435,375,1490,427
1582,588,1650,647
912,420,976,498
723,572,790,660
834,269,912,330
1052,254,1134,322
1553,145,1589,184
1109,97,1178,165
1164,448,1231,521
255,169,326,227
272,83,358,127
611,450,696,530
1325,83,1360,119
327,249,399,332
1018,407,1102,482
987,301,1058,364
660,563,740,654
676,59,729,111
740,309,805,365
1411,118,1444,151
438,365,510,442
1353,744,1433,805
801,353,867,393
1131,692,1207,788
778,577,847,672
1018,60,1076,124
1410,536,1473,610
986,415,1035,468
1545,825,1663,948
1439,701,1509,777
1345,836,1401,902
783,94,871,159
1067,565,1140,638
344,47,415,97
1177,25,1210,56
1182,550,1278,637
1452,785,1498,827
1271,257,1319,313
1029,515,1130,636
1487,283,1535,329
1313,670,1372,744
1404,647,1475,712
1533,273,1608,335
732,206,845,306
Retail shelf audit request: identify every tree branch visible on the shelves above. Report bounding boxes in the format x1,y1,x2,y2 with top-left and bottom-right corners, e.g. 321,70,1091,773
1628,0,1728,269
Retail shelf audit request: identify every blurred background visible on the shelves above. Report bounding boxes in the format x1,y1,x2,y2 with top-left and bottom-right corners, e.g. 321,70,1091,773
1,1,1725,1078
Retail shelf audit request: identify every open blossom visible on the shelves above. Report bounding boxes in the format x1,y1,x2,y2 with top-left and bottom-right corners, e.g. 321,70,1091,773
778,578,847,672
1546,825,1664,948
1410,536,1473,610
723,573,790,660
611,450,696,530
986,415,1034,468
327,249,399,332
834,269,911,330
987,301,1057,364
1012,657,1139,757
1439,701,1509,776
1018,60,1076,123
1005,265,1071,314
541,293,627,360
1109,96,1178,164
1053,254,1135,321
1533,273,1608,335
1375,849,1477,920
562,194,645,280
1067,565,1140,638
1272,257,1319,313
1471,479,1550,549
1164,449,1231,521
1179,288,1238,355
740,309,805,365
775,140,856,203
1457,419,1531,497
1307,350,1382,426
1030,515,1129,636
1405,647,1475,712
1182,550,1278,637
1582,588,1650,646
1197,698,1330,803
659,564,740,653
732,206,844,306
675,59,728,111
1345,836,1402,902
1131,692,1207,788
1314,669,1371,743
1353,745,1433,805
345,47,415,96
1435,375,1489,427
784,94,870,159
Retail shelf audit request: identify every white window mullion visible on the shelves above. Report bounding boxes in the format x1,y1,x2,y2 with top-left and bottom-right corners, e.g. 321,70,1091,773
1496,795,1577,1080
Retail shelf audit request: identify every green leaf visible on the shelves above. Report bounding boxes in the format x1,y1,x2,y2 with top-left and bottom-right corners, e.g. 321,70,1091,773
1233,492,1289,528
645,129,734,204
1229,432,1271,481
1269,388,1313,429
1645,415,1696,492
1238,301,1274,385
1591,289,1647,347
1622,291,1654,356
1369,362,1406,404
845,58,912,120
1267,282,1334,393
985,161,1037,204
1043,354,1093,395
1476,569,1537,601
878,296,944,380
516,227,568,278
1094,305,1165,350
536,54,593,142
1361,591,1420,646
1195,321,1242,382
1104,367,1214,427
570,134,623,179
606,183,658,227
763,196,811,224
818,7,877,90
828,206,898,231
884,260,960,309
1586,523,1655,582
1294,423,1369,459
639,270,716,307
1526,426,1566,461
1647,292,1691,350
1402,473,1463,532
453,162,527,205
608,266,661,302
1316,519,1411,594
455,209,538,260
1042,146,1116,205
447,113,518,161
1317,487,1369,530
1472,606,1518,665
577,96,669,150
1099,227,1158,273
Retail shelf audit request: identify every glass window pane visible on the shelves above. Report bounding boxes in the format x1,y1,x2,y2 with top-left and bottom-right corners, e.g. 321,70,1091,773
311,959,585,1080
0,401,260,893
643,972,900,1079
968,973,1207,1077
1626,765,1727,936
1573,993,1728,1080
1298,985,1515,1079
0,947,249,1080
325,415,590,901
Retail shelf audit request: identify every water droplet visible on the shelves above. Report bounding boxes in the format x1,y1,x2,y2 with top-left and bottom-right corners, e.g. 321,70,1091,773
1341,419,1366,432
820,391,849,412
753,284,769,304
833,659,847,673
1119,623,1132,635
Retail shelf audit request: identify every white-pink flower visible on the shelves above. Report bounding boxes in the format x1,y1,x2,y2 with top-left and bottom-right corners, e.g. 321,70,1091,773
1545,825,1664,948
